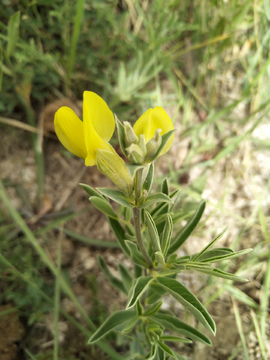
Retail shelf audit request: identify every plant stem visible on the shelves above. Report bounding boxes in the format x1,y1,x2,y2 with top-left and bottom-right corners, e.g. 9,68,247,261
133,207,153,269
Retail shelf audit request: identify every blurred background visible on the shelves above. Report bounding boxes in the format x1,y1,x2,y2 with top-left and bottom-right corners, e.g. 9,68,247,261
0,1,270,359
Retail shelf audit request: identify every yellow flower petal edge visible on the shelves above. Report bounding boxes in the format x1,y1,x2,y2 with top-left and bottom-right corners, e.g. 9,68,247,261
54,106,87,159
133,107,174,155
54,91,115,166
83,91,115,166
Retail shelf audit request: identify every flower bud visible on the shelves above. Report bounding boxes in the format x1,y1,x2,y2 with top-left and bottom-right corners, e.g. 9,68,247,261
96,149,133,196
138,134,147,156
145,129,162,161
126,144,145,164
124,121,138,147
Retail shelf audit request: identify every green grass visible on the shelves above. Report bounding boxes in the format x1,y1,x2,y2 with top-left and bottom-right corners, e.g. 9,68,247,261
0,0,270,359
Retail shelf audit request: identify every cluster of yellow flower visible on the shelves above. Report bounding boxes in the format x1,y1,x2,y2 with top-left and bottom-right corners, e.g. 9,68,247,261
54,91,174,195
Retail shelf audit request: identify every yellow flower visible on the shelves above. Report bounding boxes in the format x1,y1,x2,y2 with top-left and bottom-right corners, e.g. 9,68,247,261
54,91,115,166
54,91,133,196
133,107,174,156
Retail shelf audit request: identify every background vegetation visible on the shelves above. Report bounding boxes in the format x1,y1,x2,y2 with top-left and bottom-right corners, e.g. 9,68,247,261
0,0,270,359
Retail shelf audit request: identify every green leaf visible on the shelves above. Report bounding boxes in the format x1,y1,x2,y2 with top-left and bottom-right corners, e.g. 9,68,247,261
149,130,175,162
107,218,130,256
156,340,178,360
151,189,180,218
161,178,169,195
151,313,212,345
127,276,153,309
167,200,206,256
193,248,234,262
7,11,20,58
138,193,173,209
122,316,139,333
171,210,192,224
143,300,163,317
80,183,103,199
161,214,173,256
145,211,161,253
90,196,118,219
118,263,133,292
146,281,170,305
146,344,158,360
97,188,133,208
98,256,128,295
115,114,128,157
193,267,248,282
157,277,216,334
125,240,148,268
88,309,136,343
199,248,253,263
160,335,192,343
143,163,154,193
123,207,133,222
192,228,227,261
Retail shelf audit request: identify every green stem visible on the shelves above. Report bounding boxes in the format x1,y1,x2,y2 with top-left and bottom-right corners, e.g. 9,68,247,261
133,207,153,269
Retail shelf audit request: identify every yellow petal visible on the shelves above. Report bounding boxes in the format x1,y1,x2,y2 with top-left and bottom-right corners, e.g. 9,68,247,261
83,91,116,166
54,106,87,159
83,91,115,141
133,107,174,155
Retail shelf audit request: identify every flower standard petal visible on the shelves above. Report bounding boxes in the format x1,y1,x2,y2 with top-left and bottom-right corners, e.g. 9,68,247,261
83,91,116,166
132,108,152,142
133,107,174,155
83,91,115,141
54,106,87,159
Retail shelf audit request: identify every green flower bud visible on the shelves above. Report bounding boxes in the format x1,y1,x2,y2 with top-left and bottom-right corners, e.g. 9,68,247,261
138,134,147,156
124,121,138,147
96,149,133,196
145,129,162,161
126,144,145,164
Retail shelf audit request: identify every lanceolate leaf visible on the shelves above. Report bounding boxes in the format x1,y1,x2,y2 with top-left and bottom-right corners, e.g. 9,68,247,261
126,240,148,268
157,277,216,334
193,248,233,262
160,213,173,256
127,276,153,309
151,313,212,345
143,162,154,193
145,211,161,253
151,189,180,218
156,340,178,360
97,188,133,208
167,200,206,256
88,309,136,343
98,256,127,295
199,248,252,263
143,300,163,316
90,196,118,219
161,178,169,195
118,263,134,292
192,227,227,261
107,218,130,256
138,193,173,209
80,183,104,199
160,335,192,343
193,267,248,282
